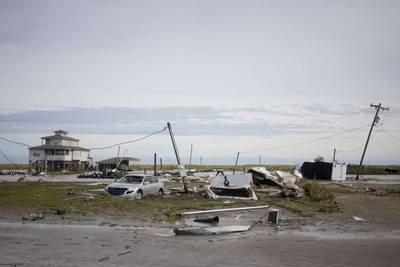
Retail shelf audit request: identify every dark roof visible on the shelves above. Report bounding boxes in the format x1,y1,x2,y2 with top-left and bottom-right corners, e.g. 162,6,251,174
29,145,89,151
40,135,79,141
97,157,140,164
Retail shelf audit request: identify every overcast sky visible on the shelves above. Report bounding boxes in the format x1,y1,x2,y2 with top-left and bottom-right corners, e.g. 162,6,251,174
0,0,399,164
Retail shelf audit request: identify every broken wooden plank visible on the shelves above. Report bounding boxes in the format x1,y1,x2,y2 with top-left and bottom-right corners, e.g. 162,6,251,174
181,205,269,216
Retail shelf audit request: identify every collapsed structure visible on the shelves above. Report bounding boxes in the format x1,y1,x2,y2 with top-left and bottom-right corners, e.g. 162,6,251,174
202,167,304,200
204,173,257,200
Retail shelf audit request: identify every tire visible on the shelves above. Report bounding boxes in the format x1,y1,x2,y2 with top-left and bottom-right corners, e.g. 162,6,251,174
158,188,164,196
136,190,143,199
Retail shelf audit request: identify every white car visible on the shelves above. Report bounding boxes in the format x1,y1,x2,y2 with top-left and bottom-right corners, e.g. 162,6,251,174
105,174,165,199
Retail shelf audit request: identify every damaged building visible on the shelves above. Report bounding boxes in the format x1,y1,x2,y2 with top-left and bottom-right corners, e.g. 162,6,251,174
28,130,90,171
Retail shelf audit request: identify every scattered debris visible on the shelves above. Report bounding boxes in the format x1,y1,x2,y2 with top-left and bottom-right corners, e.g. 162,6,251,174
247,167,283,187
66,192,94,197
204,173,258,200
118,251,131,256
204,186,257,200
364,187,377,193
84,195,95,202
22,213,44,221
56,208,66,215
353,216,366,222
193,216,219,224
267,209,279,224
169,187,193,195
77,171,104,179
335,182,353,187
181,205,269,216
98,256,109,262
154,232,174,237
173,225,251,236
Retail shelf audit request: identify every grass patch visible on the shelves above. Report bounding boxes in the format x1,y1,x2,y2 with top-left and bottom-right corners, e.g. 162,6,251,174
301,182,339,213
0,182,253,222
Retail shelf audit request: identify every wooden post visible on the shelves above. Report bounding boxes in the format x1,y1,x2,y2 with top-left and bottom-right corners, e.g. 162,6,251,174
333,148,336,162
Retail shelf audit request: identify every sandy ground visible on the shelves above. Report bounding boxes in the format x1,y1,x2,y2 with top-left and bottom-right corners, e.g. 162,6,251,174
1,175,400,266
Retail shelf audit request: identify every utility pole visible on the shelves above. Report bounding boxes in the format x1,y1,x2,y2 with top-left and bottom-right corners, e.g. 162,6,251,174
167,122,188,193
333,148,336,162
189,143,193,173
356,103,389,180
258,154,262,166
233,152,240,175
160,158,163,170
153,153,157,176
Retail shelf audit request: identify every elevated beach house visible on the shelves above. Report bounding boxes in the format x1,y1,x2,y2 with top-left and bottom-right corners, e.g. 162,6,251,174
29,130,90,171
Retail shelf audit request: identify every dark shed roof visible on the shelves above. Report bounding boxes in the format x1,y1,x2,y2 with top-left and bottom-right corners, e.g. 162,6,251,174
97,157,140,164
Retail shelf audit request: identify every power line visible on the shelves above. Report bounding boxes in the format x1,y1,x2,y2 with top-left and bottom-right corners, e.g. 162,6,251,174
0,127,168,150
380,129,400,142
240,124,369,154
0,137,31,147
0,148,14,164
337,129,379,153
89,127,168,150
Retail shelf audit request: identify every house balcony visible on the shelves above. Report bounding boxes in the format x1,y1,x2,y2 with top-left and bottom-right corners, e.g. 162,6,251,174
44,155,73,161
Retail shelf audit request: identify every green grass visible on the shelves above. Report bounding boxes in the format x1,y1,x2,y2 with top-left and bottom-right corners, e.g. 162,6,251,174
301,182,339,212
0,182,263,222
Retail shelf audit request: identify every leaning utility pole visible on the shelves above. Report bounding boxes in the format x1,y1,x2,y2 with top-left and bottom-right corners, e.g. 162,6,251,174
356,103,389,180
233,152,240,174
167,122,188,194
189,143,193,173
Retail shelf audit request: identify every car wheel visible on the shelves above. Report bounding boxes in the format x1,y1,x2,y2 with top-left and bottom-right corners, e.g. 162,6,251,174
158,188,164,196
136,190,143,199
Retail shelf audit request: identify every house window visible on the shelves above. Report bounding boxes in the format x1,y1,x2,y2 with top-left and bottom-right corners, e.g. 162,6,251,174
55,150,65,155
45,139,50,144
65,150,70,155
33,152,40,157
45,150,55,155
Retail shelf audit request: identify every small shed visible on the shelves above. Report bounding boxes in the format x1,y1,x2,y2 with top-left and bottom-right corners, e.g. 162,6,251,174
300,161,347,181
97,157,140,171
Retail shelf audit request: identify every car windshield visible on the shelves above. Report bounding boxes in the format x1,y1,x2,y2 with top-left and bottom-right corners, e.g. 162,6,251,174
117,176,143,184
